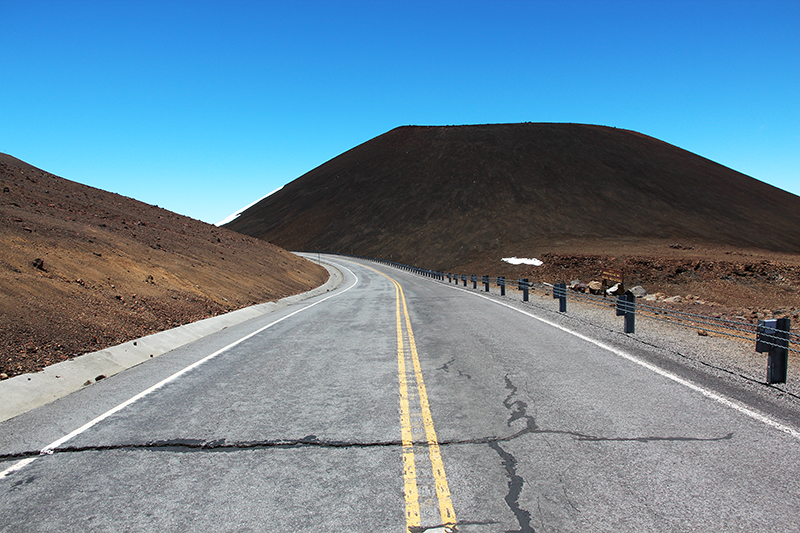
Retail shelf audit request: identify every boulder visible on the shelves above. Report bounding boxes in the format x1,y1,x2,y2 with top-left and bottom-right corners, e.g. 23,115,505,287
570,280,587,292
629,286,648,298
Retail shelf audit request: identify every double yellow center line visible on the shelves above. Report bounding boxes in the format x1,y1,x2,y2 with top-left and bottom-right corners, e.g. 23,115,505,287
371,267,457,532
341,261,457,531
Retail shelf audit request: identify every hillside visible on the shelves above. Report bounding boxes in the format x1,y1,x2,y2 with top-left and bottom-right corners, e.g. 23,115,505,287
225,123,800,311
0,154,328,378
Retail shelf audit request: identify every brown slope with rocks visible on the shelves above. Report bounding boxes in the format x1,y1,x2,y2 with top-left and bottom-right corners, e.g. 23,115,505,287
0,153,328,379
225,123,800,315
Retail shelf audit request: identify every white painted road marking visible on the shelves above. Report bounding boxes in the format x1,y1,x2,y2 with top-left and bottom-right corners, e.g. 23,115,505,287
445,282,800,441
0,263,359,479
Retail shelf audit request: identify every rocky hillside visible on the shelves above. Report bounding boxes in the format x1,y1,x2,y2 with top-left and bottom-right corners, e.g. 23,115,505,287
224,123,800,312
0,154,328,378
225,123,800,266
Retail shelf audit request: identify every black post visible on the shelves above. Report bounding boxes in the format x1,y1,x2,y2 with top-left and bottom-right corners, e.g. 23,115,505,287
462,275,467,287
616,292,636,334
483,275,490,292
758,318,791,384
471,274,477,289
498,276,506,296
519,278,529,301
553,283,567,312
624,293,636,333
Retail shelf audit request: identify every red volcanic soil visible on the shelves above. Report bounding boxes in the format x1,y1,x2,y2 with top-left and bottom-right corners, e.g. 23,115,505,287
0,153,328,379
225,123,800,317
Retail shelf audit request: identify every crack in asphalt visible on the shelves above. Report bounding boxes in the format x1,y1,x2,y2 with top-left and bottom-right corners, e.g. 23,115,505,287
492,375,537,532
0,427,734,462
0,424,734,463
438,357,472,379
485,374,735,532
408,519,500,533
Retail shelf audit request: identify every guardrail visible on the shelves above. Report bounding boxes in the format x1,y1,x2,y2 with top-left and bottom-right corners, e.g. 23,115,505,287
311,251,796,384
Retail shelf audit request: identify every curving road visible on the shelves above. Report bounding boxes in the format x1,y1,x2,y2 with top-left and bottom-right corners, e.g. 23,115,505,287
2,255,800,532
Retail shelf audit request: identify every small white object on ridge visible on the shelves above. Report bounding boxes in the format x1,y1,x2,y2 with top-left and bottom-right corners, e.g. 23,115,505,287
502,257,544,266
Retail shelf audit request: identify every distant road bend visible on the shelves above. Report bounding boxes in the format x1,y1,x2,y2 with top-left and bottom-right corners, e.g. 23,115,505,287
2,255,800,532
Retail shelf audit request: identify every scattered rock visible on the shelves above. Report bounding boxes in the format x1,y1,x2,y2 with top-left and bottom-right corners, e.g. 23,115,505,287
664,295,683,303
83,380,92,386
0,373,8,380
606,283,621,296
569,280,587,292
588,281,603,294
629,285,648,298
698,330,709,336
95,374,106,381
31,258,45,271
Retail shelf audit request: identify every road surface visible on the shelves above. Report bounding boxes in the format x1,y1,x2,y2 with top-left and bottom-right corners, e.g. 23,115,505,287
2,256,799,532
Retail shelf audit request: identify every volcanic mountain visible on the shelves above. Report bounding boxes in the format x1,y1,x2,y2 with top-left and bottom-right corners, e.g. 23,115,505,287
225,123,800,269
1,153,328,378
225,123,800,312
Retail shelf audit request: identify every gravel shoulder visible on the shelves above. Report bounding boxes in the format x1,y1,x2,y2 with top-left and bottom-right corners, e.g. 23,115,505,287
413,270,800,429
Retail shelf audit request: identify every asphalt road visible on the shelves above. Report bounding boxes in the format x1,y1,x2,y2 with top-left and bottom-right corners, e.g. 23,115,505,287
2,256,800,532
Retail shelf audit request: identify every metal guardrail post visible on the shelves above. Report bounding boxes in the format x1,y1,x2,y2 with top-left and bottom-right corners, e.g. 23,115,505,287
471,274,477,289
553,283,567,312
519,278,529,301
757,318,791,384
482,275,489,292
616,292,635,333
462,274,467,287
497,276,506,296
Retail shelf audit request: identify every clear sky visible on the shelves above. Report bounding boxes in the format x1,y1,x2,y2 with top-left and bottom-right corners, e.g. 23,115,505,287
2,0,798,225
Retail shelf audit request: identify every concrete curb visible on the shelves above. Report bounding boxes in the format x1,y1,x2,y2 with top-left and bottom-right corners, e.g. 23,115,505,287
0,259,343,423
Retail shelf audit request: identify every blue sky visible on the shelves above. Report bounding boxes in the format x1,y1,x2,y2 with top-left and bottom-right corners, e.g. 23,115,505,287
2,0,798,225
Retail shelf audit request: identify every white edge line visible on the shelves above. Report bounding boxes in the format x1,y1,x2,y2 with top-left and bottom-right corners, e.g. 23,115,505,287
438,278,800,441
1,261,358,479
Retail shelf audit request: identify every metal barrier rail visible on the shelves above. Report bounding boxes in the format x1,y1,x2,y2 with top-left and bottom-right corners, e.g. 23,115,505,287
309,251,795,383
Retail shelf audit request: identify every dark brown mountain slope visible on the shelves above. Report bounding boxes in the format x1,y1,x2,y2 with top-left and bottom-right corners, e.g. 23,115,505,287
1,153,328,378
225,123,800,267
225,123,800,314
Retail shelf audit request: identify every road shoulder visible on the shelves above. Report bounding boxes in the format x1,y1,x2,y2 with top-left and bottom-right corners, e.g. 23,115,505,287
0,258,343,423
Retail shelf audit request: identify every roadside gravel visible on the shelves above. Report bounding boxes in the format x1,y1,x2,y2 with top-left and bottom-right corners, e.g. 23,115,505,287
411,272,800,423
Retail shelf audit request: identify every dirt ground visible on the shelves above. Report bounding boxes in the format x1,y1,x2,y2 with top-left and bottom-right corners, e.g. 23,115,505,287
450,239,800,337
224,124,800,338
0,154,328,379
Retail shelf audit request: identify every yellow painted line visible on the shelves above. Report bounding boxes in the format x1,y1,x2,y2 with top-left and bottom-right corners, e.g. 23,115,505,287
347,260,457,532
395,280,421,528
400,286,457,528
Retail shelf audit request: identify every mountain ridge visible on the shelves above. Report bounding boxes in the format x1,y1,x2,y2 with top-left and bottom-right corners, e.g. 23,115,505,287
1,153,327,378
225,122,800,267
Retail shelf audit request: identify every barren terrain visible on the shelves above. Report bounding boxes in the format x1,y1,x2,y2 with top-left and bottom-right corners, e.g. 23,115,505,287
0,154,328,378
225,123,800,327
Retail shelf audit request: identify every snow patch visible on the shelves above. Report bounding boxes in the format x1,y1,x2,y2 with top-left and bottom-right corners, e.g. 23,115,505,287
215,186,284,226
502,257,543,266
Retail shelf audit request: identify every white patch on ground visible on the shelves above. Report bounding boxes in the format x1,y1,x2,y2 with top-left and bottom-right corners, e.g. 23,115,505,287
502,257,544,266
215,186,285,226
